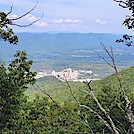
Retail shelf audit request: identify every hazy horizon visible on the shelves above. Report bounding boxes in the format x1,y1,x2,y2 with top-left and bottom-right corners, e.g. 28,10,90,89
14,31,126,35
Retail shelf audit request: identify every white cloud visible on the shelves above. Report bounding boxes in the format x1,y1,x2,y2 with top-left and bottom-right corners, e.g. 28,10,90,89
10,15,82,28
10,14,48,27
95,19,107,25
10,14,19,19
73,19,82,23
10,14,38,22
54,19,82,24
65,19,72,23
25,14,37,22
54,19,63,23
35,22,48,27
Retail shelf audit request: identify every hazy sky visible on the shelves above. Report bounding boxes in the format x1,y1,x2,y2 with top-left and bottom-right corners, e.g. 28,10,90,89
0,0,133,34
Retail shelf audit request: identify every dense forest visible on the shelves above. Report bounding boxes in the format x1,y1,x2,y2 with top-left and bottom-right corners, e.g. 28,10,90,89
0,0,134,134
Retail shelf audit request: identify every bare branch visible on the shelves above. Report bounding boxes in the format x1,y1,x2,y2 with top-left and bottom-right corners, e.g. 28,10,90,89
113,0,128,8
99,43,134,133
11,12,44,27
101,43,114,62
80,104,115,134
97,42,116,68
97,53,115,68
65,79,94,134
84,81,119,134
7,5,13,16
66,78,119,133
35,84,55,103
9,1,39,21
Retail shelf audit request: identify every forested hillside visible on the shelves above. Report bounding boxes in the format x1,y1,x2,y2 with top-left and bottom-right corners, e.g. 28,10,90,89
23,66,134,133
92,66,134,93
27,66,134,103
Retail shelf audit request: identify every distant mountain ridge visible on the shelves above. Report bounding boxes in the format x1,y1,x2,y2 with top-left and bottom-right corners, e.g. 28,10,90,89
0,33,133,64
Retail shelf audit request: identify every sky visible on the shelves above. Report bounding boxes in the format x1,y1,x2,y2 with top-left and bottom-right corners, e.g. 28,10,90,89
0,0,133,34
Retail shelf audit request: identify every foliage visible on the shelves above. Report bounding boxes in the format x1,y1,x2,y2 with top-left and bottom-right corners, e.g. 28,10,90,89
116,34,134,46
0,11,18,44
0,51,36,132
27,78,87,102
27,66,134,103
26,66,134,133
0,8,36,133
114,0,134,46
114,0,134,29
92,66,134,93
0,6,39,133
13,95,90,134
80,85,129,133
